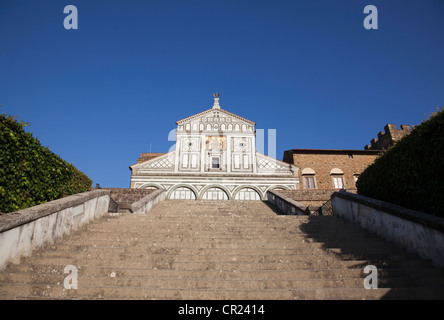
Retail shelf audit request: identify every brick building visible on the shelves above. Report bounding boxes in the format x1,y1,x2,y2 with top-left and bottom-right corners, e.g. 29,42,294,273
283,124,412,192
283,149,380,191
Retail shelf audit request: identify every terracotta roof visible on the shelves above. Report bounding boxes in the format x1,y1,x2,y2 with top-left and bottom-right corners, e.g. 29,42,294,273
137,153,166,163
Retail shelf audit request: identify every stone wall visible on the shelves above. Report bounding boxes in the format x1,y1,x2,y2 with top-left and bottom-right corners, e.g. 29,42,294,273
0,190,111,270
331,191,444,268
364,124,411,150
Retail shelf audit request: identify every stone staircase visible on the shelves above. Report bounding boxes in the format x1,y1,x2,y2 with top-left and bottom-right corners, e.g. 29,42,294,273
1,200,444,300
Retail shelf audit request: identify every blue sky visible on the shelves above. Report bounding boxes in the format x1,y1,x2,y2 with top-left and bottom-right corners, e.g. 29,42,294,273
1,0,443,188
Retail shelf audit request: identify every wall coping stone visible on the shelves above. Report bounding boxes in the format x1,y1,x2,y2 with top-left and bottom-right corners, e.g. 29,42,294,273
267,189,306,214
332,191,444,233
276,189,338,200
130,189,166,213
268,190,306,210
0,190,111,233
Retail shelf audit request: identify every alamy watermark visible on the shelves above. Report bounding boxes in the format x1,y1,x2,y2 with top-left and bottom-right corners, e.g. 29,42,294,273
363,265,378,289
63,5,78,30
63,265,78,290
63,4,378,31
363,5,378,30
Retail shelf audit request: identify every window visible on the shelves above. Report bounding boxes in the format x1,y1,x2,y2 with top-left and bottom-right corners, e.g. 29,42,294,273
304,176,316,189
182,154,188,168
243,154,249,169
191,154,198,168
301,168,316,189
333,176,344,189
212,157,220,169
234,154,240,169
330,168,345,189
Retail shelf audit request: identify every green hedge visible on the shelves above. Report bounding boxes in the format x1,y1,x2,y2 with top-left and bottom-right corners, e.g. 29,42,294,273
357,108,444,217
0,112,92,213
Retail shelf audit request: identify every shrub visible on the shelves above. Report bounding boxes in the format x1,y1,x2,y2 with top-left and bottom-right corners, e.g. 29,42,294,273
357,107,444,216
0,112,92,213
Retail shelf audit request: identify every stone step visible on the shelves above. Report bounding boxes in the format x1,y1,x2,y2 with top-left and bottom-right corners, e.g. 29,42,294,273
3,282,444,300
56,236,394,250
89,216,296,222
42,242,429,263
82,226,387,239
0,274,364,290
10,256,432,271
84,222,311,231
290,287,444,300
64,231,315,239
46,244,428,264
3,269,444,290
5,264,444,281
0,284,296,300
25,248,430,270
42,244,324,255
8,258,362,270
28,249,424,264
49,235,400,249
0,269,444,290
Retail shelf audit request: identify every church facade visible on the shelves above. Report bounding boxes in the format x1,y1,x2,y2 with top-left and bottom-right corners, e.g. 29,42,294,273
129,94,299,200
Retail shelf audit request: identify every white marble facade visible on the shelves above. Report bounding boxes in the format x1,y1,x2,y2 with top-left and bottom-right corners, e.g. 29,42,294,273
130,94,299,200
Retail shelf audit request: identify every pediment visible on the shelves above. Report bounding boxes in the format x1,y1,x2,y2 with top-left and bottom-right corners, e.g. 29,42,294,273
176,108,255,126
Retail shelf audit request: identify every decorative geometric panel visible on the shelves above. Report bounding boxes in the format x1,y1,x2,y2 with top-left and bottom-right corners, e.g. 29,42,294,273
182,138,200,151
139,152,174,171
256,153,289,171
233,137,250,152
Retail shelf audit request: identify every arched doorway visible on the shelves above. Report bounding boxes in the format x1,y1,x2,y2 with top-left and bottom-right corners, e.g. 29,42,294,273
168,186,197,200
201,187,229,200
234,187,262,200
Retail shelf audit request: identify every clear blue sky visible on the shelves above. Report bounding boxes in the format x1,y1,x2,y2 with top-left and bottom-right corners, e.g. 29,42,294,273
1,0,443,188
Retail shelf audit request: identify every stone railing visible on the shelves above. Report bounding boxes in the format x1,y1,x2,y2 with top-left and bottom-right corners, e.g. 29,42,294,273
266,189,307,215
0,190,111,270
103,188,156,213
331,191,444,268
130,189,166,214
